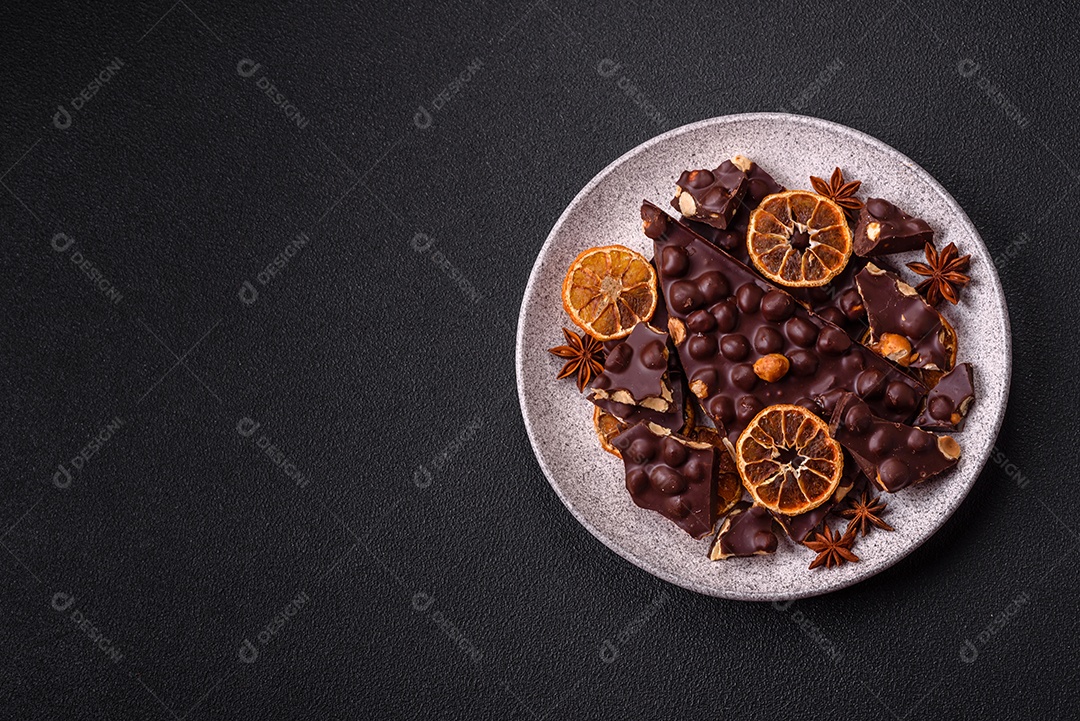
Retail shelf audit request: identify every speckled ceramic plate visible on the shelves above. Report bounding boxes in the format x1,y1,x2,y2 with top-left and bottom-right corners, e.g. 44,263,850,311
516,114,1011,601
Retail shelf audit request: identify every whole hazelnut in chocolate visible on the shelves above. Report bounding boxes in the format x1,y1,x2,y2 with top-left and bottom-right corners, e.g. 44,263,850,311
698,271,730,303
760,290,795,321
688,335,718,361
720,334,750,361
816,326,852,355
788,349,819,377
754,327,784,354
735,283,764,313
641,340,667,370
885,381,918,412
686,309,716,333
669,280,703,313
753,353,790,383
855,368,887,400
661,246,690,278
711,300,739,332
732,363,759,391
785,317,818,347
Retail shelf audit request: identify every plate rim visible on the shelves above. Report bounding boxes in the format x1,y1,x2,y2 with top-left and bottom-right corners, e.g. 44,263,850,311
515,112,1013,601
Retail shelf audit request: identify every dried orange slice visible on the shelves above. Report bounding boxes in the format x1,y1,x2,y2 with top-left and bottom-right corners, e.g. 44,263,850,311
747,190,852,287
593,406,627,458
735,404,843,515
562,245,657,341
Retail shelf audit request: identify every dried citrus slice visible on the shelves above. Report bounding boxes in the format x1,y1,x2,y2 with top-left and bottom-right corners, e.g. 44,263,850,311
747,190,852,287
562,245,657,341
593,406,627,458
735,404,843,515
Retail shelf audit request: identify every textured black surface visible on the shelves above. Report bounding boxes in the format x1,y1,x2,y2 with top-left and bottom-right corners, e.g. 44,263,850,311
3,1,1078,719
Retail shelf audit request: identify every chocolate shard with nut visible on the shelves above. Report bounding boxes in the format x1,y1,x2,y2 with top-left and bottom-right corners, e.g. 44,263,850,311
642,201,928,444
708,502,778,559
916,362,975,431
613,422,719,538
672,160,747,230
590,322,674,411
829,392,960,493
590,368,690,432
853,198,934,257
680,156,784,264
857,263,957,373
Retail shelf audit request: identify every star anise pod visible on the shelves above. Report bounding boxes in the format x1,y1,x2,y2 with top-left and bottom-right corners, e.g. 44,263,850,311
549,327,605,392
810,167,864,216
906,242,971,306
839,490,894,537
804,522,859,570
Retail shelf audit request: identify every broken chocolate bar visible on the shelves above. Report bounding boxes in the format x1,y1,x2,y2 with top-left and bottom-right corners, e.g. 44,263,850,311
857,263,957,372
612,422,718,538
672,160,747,230
641,201,927,444
590,368,689,432
916,363,975,431
679,157,784,264
591,322,673,410
685,425,744,515
829,393,960,492
708,502,778,559
853,198,933,257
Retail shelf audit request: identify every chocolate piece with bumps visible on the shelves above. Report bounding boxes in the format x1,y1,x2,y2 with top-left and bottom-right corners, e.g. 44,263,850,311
857,264,957,372
829,393,960,492
641,201,928,443
853,198,933,257
613,422,718,538
786,255,871,338
590,368,689,432
708,502,778,559
672,160,747,230
680,157,785,264
916,363,975,431
590,322,673,410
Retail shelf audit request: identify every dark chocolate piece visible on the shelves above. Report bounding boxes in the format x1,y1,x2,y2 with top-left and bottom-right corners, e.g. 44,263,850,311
672,160,747,230
916,363,975,431
590,322,673,409
853,198,933,257
642,201,928,443
829,393,960,493
857,263,956,372
590,369,688,432
680,158,784,264
708,502,778,559
613,422,718,538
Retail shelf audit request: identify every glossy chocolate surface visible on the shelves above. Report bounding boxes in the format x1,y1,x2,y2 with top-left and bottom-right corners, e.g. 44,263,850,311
916,362,975,431
853,198,933,257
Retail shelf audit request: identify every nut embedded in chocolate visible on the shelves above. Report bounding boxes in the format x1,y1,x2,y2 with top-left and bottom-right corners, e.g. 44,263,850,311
671,160,748,230
915,362,975,432
643,201,928,444
853,198,934,257
708,502,778,560
857,264,957,372
613,422,719,538
829,392,960,493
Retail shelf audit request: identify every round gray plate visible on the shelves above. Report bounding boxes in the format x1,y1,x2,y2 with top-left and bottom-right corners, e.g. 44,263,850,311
515,114,1011,601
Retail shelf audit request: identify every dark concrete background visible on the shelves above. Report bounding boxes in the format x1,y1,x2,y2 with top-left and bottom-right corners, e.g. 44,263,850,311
2,1,1077,718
